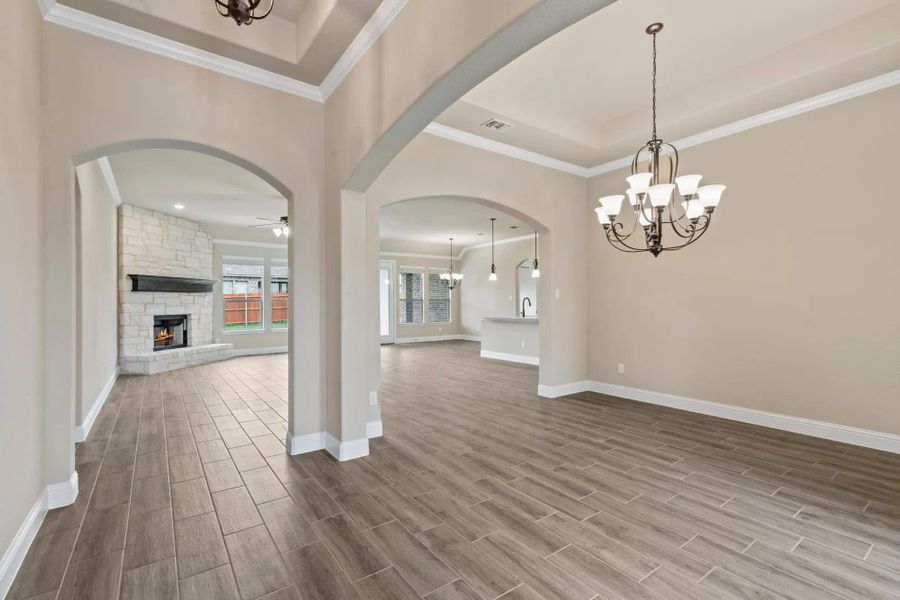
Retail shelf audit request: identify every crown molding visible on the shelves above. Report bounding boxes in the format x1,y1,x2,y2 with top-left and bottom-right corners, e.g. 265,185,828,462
427,69,900,180
96,156,123,206
37,0,407,103
319,0,408,100
213,238,288,249
423,123,593,177
380,251,460,261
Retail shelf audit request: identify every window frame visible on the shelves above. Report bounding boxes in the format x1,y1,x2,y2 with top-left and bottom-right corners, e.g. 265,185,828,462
397,267,425,326
221,257,266,334
269,258,289,330
426,268,452,324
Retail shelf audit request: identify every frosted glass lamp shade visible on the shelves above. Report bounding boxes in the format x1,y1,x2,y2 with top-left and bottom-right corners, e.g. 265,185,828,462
531,268,540,278
626,172,653,194
682,200,704,220
638,210,653,228
675,174,702,196
647,183,675,208
281,226,290,237
599,194,626,217
697,184,726,208
594,207,610,225
625,188,639,209
488,271,497,281
452,273,464,281
273,228,283,237
439,272,450,280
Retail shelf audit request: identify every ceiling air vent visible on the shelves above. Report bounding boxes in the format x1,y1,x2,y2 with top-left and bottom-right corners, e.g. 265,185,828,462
481,118,512,132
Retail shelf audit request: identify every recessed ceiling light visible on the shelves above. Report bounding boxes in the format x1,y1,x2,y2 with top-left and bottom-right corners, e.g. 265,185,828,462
173,204,185,210
509,225,519,229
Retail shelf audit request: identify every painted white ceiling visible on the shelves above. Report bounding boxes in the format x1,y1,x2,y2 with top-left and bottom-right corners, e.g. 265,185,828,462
379,197,533,250
56,0,383,85
106,148,287,232
436,0,900,167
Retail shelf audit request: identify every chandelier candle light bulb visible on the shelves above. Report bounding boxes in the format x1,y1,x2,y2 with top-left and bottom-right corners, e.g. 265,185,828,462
596,22,726,257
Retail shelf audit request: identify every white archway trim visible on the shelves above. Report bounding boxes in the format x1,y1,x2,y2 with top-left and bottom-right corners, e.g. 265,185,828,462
96,157,123,206
37,0,407,103
426,69,900,179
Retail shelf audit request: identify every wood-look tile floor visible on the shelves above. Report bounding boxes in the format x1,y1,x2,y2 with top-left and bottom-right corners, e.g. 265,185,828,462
10,341,900,599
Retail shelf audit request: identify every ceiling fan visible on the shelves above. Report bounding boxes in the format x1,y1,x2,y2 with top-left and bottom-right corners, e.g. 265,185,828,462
251,216,289,237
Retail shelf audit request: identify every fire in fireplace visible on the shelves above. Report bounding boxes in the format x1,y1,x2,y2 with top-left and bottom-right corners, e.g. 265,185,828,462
153,314,189,351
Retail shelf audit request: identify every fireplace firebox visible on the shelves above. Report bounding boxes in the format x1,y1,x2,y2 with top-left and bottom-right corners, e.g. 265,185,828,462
153,314,189,351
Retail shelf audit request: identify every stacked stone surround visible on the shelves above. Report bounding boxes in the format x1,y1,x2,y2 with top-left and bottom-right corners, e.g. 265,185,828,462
118,204,230,373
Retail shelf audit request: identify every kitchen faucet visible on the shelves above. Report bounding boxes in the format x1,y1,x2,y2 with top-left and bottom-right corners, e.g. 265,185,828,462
521,297,532,318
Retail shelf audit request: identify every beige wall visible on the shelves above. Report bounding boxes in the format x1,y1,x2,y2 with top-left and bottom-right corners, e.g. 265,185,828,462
213,243,290,351
0,0,44,577
75,161,119,427
379,255,462,341
41,23,326,485
587,85,900,435
458,238,536,336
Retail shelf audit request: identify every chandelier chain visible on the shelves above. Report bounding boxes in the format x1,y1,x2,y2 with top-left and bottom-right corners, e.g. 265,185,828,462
651,29,657,141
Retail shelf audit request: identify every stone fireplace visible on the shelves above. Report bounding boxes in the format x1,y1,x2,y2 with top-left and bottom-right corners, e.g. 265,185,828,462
119,204,231,373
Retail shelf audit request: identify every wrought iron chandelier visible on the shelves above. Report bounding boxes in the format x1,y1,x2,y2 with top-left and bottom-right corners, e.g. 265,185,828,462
215,0,274,26
595,22,726,257
439,238,464,289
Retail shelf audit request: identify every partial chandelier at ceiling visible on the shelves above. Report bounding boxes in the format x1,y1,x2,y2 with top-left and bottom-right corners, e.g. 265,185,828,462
215,0,274,26
595,23,726,257
439,238,464,289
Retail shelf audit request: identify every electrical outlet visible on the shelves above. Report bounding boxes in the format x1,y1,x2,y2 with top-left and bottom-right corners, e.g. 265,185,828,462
554,288,561,299
369,391,378,406
617,363,625,374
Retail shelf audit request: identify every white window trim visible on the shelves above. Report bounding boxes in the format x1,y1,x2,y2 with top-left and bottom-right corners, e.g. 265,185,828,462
269,257,290,331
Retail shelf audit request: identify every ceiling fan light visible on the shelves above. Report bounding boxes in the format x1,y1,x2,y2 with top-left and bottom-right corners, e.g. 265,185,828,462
675,174,703,197
272,227,282,237
697,184,726,208
626,173,654,194
647,183,675,208
281,225,290,236
599,194,625,218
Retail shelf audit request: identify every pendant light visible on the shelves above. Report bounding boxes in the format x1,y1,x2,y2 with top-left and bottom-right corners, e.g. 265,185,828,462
531,231,540,278
488,218,498,281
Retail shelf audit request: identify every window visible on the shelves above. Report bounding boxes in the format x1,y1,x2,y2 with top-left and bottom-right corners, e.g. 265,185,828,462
398,270,423,324
271,262,288,329
427,270,451,323
223,262,263,331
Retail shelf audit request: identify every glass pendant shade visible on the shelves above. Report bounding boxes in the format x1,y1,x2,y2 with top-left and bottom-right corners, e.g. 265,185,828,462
675,174,702,196
599,194,626,217
647,183,675,208
697,184,726,208
531,268,540,279
638,209,653,228
625,189,640,209
682,200,704,220
626,172,653,194
594,207,610,225
439,272,450,280
488,271,497,281
453,273,464,281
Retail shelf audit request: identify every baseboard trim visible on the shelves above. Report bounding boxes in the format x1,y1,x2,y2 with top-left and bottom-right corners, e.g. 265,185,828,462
226,346,288,358
0,491,47,599
287,428,376,460
47,471,79,509
537,381,589,398
325,433,369,461
481,350,539,366
76,368,119,443
395,335,478,344
366,420,383,438
577,380,899,454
